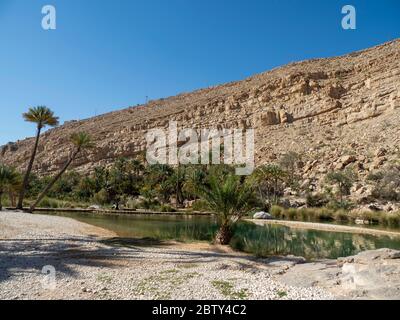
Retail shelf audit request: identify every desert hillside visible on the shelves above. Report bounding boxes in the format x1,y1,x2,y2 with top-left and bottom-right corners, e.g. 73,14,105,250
1,39,400,203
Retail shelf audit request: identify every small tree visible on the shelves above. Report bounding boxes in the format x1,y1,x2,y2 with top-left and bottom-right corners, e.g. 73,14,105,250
30,132,94,212
17,106,59,209
279,152,302,187
0,165,20,211
325,169,356,203
250,164,286,205
196,173,257,245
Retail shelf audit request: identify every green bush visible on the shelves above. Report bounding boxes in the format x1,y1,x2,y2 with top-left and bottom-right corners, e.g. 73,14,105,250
125,198,141,210
333,209,349,221
286,208,298,220
327,200,354,211
317,208,335,221
94,189,109,205
270,205,283,218
38,197,60,208
191,199,210,212
386,213,400,227
158,204,177,212
306,193,328,208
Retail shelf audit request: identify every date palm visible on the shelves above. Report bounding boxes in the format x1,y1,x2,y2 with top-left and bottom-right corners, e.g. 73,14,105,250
30,132,94,212
0,165,20,211
17,106,59,209
196,173,257,245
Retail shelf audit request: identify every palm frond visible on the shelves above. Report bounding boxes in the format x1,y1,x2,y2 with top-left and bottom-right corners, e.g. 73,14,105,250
70,132,95,150
22,106,59,128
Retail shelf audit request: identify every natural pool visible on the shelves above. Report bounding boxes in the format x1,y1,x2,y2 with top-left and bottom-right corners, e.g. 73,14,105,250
45,212,400,260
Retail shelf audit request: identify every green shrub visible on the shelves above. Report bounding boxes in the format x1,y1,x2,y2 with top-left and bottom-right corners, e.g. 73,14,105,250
38,197,60,208
125,198,141,210
386,213,400,227
94,189,109,205
298,208,309,221
327,200,354,211
158,204,177,212
333,209,349,221
191,199,210,212
317,208,335,221
270,205,283,218
306,193,328,208
286,208,298,220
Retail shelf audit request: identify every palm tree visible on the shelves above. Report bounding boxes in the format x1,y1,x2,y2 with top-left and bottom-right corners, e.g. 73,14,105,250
251,164,286,205
196,173,257,245
29,132,94,212
170,166,186,207
17,106,59,209
0,165,20,211
183,166,207,200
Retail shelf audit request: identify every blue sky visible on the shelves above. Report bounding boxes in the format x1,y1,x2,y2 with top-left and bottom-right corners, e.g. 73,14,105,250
0,0,399,145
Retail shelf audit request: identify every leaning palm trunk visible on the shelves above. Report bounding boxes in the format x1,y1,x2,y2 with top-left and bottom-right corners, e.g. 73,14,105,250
30,149,79,212
17,127,41,209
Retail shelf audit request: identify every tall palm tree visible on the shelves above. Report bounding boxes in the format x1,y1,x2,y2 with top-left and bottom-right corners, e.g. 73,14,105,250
0,165,20,211
30,132,94,212
17,106,59,209
196,173,257,245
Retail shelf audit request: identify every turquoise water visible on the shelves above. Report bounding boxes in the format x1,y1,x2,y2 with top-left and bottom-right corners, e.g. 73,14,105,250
45,212,400,260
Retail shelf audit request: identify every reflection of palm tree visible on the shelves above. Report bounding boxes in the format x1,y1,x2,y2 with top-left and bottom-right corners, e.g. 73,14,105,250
17,106,59,209
30,132,94,212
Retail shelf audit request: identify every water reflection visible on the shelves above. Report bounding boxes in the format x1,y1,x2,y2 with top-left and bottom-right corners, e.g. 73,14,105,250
45,212,400,260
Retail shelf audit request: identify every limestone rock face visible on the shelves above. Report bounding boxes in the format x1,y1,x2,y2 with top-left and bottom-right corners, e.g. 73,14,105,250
1,39,400,195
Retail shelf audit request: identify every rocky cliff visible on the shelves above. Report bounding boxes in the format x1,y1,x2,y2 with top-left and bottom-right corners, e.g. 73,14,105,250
1,39,400,198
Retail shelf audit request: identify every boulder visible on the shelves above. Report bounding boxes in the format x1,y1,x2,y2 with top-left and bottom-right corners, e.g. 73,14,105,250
253,211,273,220
88,205,101,210
339,155,357,167
259,111,279,126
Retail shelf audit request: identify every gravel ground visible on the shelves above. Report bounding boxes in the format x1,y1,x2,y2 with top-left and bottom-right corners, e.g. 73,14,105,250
0,211,334,300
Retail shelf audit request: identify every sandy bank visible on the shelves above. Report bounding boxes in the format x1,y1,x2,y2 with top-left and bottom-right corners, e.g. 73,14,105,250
247,219,400,238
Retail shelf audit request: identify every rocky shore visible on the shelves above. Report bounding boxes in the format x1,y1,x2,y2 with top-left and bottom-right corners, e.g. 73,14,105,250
1,211,399,300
